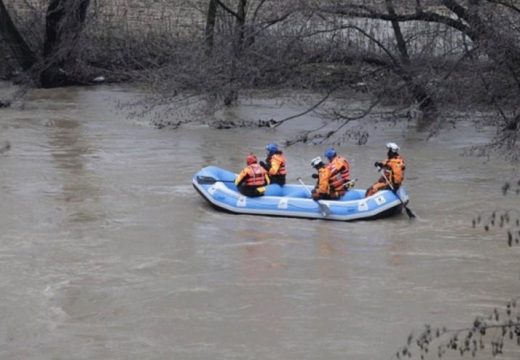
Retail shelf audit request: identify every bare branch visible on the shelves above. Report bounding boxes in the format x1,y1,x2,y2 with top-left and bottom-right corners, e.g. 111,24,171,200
487,0,520,13
271,90,334,128
251,0,267,25
215,0,240,19
317,4,475,39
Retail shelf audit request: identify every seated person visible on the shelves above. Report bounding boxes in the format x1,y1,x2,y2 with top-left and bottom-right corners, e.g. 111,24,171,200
260,143,287,185
234,153,270,197
324,147,351,189
365,142,405,197
310,156,346,200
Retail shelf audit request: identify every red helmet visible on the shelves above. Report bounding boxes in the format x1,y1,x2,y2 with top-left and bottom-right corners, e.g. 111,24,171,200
246,153,257,165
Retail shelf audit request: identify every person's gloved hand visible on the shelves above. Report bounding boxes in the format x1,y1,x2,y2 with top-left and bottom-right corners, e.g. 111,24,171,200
311,173,319,179
311,189,320,200
374,161,384,169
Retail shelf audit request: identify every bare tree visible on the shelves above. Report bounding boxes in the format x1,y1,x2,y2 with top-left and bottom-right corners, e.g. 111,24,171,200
40,0,91,87
133,0,301,123
283,0,520,156
0,0,92,87
0,0,37,71
205,0,218,55
384,0,437,117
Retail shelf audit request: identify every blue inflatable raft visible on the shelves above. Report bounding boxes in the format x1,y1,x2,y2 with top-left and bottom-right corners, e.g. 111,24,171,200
192,166,410,221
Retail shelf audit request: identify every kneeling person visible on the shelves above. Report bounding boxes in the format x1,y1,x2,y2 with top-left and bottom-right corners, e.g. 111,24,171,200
235,153,270,197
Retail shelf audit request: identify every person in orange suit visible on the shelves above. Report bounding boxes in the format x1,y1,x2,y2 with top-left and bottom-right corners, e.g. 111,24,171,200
310,156,346,200
365,142,406,197
324,147,351,192
260,143,287,185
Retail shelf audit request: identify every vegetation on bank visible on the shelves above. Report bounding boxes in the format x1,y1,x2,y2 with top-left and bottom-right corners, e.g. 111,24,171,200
392,179,520,360
1,0,519,160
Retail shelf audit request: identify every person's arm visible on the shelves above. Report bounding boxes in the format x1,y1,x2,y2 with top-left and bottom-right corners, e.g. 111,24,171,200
259,159,270,170
374,160,385,169
268,156,281,176
234,168,248,186
318,168,330,194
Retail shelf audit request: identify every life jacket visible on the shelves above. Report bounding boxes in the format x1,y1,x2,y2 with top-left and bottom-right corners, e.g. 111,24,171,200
266,152,287,176
383,155,405,186
245,164,268,186
329,176,346,197
328,156,350,190
316,166,345,198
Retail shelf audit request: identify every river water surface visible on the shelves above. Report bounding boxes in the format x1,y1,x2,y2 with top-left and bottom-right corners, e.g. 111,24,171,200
0,84,519,360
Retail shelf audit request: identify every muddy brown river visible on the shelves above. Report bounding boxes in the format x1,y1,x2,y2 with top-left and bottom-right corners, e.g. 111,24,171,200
0,83,519,359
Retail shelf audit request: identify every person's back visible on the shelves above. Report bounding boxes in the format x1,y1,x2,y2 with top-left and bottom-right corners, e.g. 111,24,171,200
365,142,406,197
235,153,270,197
384,153,405,187
324,147,350,191
260,143,287,185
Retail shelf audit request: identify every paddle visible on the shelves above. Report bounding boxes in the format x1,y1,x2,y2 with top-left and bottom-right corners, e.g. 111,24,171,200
196,175,235,185
297,177,331,216
377,167,416,219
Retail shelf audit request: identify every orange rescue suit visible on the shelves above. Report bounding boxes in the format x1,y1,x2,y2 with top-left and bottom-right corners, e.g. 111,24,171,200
385,156,405,186
314,166,346,199
366,155,405,197
266,153,287,176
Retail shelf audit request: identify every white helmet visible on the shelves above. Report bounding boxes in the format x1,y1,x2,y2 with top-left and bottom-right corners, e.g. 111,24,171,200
386,142,399,152
310,156,323,168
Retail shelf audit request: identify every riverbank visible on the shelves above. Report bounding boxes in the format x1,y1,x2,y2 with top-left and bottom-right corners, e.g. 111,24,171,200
2,61,517,162
2,0,517,124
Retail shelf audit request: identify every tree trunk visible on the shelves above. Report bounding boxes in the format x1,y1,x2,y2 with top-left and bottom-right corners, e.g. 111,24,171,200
0,0,37,71
205,0,217,56
386,0,437,116
40,0,91,88
224,0,247,105
233,0,247,57
386,0,409,64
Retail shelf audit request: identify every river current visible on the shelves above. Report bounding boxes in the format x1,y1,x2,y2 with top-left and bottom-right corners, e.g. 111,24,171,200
0,84,519,360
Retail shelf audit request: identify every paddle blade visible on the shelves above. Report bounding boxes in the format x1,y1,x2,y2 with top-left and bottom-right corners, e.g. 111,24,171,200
297,177,331,216
404,206,416,218
196,175,218,185
196,176,236,185
318,202,331,216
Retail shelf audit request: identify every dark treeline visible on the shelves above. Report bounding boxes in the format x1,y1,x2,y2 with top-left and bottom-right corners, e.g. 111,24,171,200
1,0,519,158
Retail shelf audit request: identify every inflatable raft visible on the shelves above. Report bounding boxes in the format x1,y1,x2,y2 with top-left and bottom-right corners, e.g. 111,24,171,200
192,166,410,221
